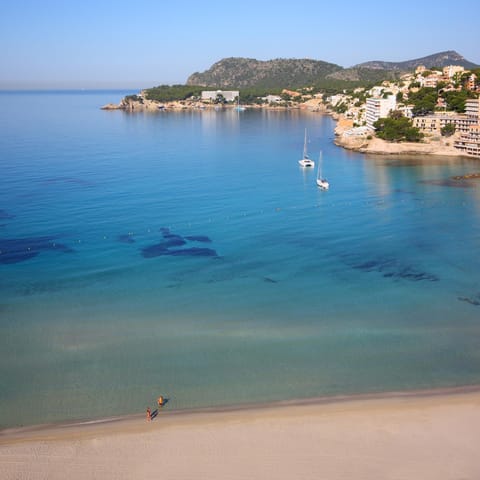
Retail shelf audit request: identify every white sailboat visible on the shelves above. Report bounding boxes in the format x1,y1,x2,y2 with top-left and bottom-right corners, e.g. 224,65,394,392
316,151,329,189
235,95,246,111
298,128,315,167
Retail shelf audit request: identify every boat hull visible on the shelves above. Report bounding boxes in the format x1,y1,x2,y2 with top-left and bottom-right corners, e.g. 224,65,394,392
316,179,329,189
299,159,315,167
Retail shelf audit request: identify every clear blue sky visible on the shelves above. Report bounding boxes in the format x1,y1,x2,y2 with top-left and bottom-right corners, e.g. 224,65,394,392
1,0,479,89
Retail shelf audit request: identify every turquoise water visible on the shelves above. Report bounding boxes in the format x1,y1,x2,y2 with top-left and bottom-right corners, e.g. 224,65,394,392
1,91,480,428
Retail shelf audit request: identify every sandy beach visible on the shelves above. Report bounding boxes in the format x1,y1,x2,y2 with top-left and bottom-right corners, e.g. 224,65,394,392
2,387,480,480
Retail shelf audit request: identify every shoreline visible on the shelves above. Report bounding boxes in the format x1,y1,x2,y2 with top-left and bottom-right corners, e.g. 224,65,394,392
103,96,476,158
332,112,477,158
2,383,480,443
2,385,480,480
101,94,326,113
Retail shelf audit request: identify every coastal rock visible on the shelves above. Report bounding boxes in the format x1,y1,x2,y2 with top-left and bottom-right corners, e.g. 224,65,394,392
101,103,123,110
335,127,466,157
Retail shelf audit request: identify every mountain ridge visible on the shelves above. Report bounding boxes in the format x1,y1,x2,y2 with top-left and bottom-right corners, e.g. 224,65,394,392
353,50,478,71
185,51,478,90
187,57,344,89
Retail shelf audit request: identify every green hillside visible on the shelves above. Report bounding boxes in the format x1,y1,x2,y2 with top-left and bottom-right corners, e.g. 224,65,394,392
186,57,344,89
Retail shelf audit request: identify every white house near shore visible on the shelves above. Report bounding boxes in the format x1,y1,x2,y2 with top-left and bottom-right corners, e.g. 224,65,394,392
201,90,239,102
263,95,282,104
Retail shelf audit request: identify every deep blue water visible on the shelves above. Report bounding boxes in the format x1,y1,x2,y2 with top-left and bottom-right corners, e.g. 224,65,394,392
1,91,480,428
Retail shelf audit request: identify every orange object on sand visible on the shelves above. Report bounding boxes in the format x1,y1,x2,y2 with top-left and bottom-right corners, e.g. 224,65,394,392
157,396,164,407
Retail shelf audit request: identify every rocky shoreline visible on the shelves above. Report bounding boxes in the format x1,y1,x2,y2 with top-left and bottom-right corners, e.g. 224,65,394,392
332,113,468,157
101,94,326,113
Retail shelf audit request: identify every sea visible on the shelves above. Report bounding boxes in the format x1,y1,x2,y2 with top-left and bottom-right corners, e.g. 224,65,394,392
1,90,480,429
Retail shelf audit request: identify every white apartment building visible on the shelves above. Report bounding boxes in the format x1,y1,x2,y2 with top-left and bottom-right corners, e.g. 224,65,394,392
454,125,480,157
366,95,397,129
443,65,465,79
419,74,441,88
328,94,349,107
465,98,480,119
466,73,478,91
201,90,239,102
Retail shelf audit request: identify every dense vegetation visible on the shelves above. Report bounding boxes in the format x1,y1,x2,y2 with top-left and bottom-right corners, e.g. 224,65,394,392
409,87,438,115
374,111,423,142
442,90,476,113
441,123,456,137
187,57,346,90
326,67,400,84
144,85,207,102
408,86,478,115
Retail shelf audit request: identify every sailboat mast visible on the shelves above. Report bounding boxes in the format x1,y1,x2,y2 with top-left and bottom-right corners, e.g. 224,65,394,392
303,129,308,158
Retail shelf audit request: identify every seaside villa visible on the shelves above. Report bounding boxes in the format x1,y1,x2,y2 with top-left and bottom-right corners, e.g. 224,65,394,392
201,90,239,102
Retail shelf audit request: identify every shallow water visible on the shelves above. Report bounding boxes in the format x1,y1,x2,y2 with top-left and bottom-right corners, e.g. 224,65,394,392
1,91,480,428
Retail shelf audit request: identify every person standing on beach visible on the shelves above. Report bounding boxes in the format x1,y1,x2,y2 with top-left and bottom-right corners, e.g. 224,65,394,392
157,396,164,408
146,407,151,421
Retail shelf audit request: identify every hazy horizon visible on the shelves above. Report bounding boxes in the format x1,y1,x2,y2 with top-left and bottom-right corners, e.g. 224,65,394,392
1,0,479,90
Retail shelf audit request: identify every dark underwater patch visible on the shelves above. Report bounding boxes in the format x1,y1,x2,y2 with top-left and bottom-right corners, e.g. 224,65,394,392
0,210,15,220
419,179,475,189
263,276,278,283
458,294,480,306
392,188,414,195
141,243,169,258
350,256,438,282
166,247,217,257
162,235,187,247
142,228,217,259
0,236,74,265
117,234,136,244
141,244,217,258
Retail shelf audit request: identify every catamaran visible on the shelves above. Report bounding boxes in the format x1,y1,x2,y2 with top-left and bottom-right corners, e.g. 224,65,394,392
316,151,329,189
298,128,315,167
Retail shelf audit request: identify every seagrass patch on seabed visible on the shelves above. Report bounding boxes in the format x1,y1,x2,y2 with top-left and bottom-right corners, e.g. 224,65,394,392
458,293,480,306
346,255,439,282
0,209,15,220
140,227,218,259
419,173,480,189
0,236,75,264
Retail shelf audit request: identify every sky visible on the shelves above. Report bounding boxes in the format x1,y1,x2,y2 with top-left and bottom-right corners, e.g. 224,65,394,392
1,0,479,89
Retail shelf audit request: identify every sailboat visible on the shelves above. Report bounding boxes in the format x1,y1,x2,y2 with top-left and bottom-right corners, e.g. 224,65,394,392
235,95,246,111
316,151,329,189
298,128,315,167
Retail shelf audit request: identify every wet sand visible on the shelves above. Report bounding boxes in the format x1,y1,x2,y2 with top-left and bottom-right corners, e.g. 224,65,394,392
2,387,480,480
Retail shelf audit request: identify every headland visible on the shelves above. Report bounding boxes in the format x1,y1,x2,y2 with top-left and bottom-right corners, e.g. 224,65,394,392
333,113,467,157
